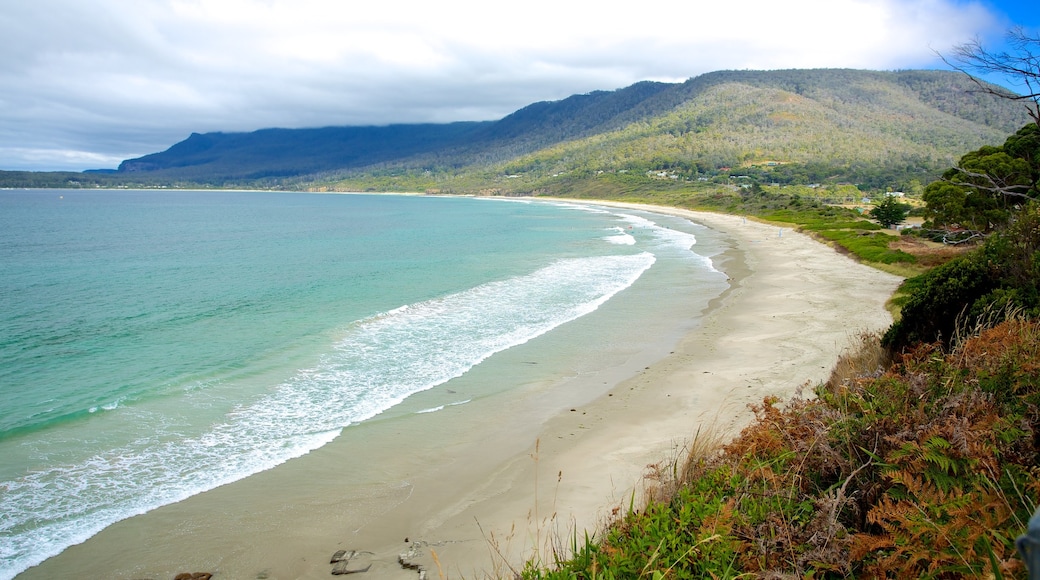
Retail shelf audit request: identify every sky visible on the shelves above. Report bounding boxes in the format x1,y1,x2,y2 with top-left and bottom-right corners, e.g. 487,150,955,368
1,0,1036,172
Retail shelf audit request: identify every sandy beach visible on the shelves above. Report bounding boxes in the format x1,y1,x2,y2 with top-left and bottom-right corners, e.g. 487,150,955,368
16,202,903,580
392,203,905,577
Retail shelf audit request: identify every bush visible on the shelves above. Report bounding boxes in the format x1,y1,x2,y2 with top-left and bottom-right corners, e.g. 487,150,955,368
883,203,1040,350
882,253,997,349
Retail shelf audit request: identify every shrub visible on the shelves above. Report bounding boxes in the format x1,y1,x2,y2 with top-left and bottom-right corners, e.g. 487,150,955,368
884,202,1040,350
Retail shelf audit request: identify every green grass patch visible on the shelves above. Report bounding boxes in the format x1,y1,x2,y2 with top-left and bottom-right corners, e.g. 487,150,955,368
815,230,916,264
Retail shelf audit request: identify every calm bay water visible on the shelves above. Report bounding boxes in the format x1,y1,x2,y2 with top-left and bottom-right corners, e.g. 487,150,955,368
0,190,727,579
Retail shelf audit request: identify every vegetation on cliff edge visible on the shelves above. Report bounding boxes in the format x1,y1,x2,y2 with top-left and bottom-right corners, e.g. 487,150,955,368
522,320,1040,579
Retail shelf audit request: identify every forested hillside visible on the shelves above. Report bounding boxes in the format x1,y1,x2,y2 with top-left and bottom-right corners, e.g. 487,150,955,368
485,69,1032,192
317,69,1034,194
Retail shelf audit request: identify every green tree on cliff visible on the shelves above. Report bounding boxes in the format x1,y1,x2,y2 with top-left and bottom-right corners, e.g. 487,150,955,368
923,124,1040,234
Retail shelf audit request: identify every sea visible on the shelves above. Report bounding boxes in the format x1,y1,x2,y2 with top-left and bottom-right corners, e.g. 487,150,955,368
0,190,729,579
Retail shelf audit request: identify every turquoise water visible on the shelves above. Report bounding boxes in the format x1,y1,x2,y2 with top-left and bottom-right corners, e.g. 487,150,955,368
0,190,727,578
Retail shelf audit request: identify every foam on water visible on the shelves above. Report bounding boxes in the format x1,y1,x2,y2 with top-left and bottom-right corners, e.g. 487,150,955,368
604,227,636,245
415,400,472,414
616,212,721,272
0,252,655,579
544,204,715,271
0,194,732,580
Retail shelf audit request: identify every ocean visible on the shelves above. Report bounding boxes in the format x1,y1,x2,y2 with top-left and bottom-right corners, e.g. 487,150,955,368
0,190,729,579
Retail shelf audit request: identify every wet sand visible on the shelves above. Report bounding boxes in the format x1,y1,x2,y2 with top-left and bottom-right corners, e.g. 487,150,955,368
15,203,902,580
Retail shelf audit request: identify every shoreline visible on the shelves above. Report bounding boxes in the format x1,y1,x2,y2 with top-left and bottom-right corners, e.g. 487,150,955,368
14,201,903,580
398,202,904,576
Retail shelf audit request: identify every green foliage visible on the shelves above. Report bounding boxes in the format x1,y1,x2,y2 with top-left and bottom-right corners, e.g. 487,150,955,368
1004,124,1040,189
882,252,998,349
525,321,1040,579
520,459,743,579
922,179,1001,232
884,202,1040,349
686,189,918,265
817,230,916,264
869,195,911,228
924,124,1040,232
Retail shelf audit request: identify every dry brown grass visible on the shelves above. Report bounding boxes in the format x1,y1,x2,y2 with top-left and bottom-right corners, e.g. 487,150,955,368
642,419,730,506
889,235,972,267
826,330,890,390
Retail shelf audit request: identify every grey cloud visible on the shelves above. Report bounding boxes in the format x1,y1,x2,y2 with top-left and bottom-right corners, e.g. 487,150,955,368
0,0,1009,171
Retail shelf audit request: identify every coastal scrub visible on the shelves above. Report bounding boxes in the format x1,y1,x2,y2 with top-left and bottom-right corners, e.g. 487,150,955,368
523,321,1040,578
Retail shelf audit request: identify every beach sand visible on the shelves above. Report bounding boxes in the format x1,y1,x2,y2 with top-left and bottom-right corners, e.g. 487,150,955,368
16,203,903,580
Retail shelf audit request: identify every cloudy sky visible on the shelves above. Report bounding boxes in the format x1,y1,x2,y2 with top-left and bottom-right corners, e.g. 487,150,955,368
1,0,1036,171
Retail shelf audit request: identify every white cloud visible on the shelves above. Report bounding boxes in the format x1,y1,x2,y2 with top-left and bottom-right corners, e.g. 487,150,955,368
0,0,1008,171
0,147,127,171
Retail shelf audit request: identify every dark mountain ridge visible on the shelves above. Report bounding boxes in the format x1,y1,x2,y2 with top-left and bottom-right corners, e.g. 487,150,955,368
118,122,491,179
117,80,679,181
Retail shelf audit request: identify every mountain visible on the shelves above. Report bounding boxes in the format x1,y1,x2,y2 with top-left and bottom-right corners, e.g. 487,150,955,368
117,122,491,179
112,69,1033,187
487,69,1035,191
115,81,678,181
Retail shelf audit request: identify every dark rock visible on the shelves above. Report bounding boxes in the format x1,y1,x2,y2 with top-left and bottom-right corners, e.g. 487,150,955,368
398,554,424,572
329,550,373,575
331,562,372,575
330,549,356,564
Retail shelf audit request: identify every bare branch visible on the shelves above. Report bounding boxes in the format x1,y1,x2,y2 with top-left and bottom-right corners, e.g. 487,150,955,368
941,28,1040,126
945,230,986,245
941,168,1036,200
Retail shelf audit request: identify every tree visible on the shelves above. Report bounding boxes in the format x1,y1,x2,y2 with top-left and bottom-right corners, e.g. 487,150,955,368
923,124,1040,235
869,194,910,228
945,27,1040,126
936,29,1040,233
922,180,992,233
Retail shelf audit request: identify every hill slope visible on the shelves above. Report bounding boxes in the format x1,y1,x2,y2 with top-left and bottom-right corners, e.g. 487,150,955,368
116,81,676,181
493,69,1031,188
111,69,1032,187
